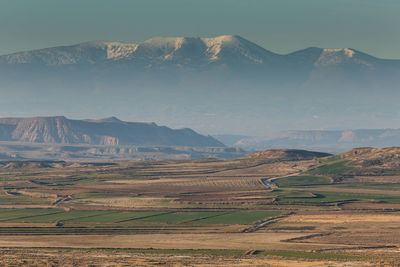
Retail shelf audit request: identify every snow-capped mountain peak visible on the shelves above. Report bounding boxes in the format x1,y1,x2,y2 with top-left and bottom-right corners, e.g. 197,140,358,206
0,35,397,72
202,35,269,63
323,48,356,58
314,48,378,69
0,35,280,66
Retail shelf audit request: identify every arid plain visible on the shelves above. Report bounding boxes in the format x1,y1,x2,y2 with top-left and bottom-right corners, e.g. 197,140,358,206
1,148,400,266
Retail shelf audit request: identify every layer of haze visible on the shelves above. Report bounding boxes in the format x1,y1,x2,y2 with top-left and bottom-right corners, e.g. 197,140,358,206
1,0,400,137
1,0,400,59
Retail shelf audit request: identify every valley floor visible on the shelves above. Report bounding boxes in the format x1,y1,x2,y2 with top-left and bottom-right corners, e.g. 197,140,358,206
1,150,400,265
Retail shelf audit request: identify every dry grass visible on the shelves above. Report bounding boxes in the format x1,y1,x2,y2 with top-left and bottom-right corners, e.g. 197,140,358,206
0,249,374,267
0,233,334,251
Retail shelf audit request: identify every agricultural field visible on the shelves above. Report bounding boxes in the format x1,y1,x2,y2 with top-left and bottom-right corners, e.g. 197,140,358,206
274,175,332,187
1,148,400,265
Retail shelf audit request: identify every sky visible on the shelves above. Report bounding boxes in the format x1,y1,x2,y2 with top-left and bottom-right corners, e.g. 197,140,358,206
1,0,400,58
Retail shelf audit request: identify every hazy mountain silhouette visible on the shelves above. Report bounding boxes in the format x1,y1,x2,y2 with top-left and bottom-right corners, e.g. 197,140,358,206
0,116,224,147
232,129,400,153
1,35,400,135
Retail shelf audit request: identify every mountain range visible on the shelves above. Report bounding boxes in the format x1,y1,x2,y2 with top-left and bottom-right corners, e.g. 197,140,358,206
0,116,223,147
229,129,400,153
2,35,397,70
2,36,398,80
1,35,400,135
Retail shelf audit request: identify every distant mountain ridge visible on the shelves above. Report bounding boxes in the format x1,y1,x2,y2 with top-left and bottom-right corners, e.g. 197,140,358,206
1,35,400,135
0,116,224,147
233,129,400,153
1,35,398,71
0,36,282,66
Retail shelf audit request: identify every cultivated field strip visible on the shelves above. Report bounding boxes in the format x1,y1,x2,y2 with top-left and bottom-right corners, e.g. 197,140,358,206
0,208,281,227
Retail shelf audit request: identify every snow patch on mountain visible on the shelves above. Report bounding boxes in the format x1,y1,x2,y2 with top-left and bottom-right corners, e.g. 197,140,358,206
201,35,265,63
105,42,139,60
324,48,355,58
316,48,357,66
314,48,377,69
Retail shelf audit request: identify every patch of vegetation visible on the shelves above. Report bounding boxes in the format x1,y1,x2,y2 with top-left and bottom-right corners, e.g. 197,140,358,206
306,160,355,175
30,177,92,186
0,210,281,225
195,211,280,225
0,208,62,221
266,189,316,198
0,194,52,205
318,155,340,163
139,211,227,224
0,227,138,235
328,183,400,190
275,176,331,187
6,210,115,223
69,211,166,223
275,190,400,204
0,225,211,235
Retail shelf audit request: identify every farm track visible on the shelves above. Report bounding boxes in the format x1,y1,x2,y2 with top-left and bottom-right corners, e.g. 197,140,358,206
283,232,333,243
241,212,295,233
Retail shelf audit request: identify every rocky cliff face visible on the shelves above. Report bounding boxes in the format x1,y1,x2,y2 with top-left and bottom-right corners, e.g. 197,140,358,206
0,116,224,147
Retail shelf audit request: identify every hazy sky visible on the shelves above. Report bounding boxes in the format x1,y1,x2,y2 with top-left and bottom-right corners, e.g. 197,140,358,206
1,0,400,58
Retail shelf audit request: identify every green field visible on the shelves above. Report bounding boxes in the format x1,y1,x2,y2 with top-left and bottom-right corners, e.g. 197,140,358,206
0,209,280,225
328,183,400,190
0,193,51,205
5,210,113,223
306,160,355,175
139,211,227,224
265,189,316,199
318,155,341,163
195,211,280,225
275,190,400,204
0,208,63,221
68,211,166,223
275,176,331,187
